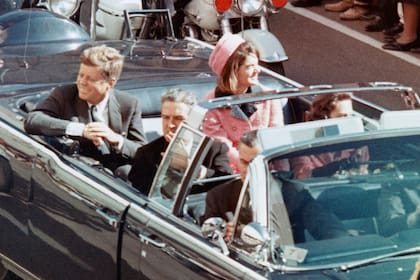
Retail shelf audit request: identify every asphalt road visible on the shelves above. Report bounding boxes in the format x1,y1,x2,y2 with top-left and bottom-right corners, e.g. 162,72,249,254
269,3,420,97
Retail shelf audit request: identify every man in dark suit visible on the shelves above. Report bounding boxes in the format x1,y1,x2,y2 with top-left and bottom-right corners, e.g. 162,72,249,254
378,184,420,237
24,45,147,172
128,88,232,195
204,130,349,243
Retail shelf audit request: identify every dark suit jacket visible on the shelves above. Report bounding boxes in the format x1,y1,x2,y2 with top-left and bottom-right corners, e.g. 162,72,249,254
24,84,147,170
378,185,420,236
128,136,233,195
204,178,348,243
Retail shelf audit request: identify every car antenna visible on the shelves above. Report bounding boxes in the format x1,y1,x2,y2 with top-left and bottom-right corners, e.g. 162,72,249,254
21,8,32,78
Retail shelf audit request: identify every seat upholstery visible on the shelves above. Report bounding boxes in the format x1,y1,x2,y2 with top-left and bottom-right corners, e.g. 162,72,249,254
316,186,380,235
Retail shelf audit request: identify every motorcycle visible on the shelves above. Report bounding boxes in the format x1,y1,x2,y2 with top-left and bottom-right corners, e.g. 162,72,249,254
175,0,288,75
21,0,174,40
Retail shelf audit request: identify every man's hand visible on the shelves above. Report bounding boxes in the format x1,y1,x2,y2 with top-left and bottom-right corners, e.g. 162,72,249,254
224,222,234,241
83,122,121,147
164,130,176,143
169,140,190,171
170,148,189,171
223,212,235,241
407,205,420,228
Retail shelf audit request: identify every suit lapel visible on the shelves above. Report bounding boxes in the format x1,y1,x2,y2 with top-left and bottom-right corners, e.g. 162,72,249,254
108,89,123,133
75,95,90,124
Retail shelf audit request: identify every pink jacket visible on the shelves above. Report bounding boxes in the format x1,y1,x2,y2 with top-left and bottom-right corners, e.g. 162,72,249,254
202,90,285,173
290,147,369,179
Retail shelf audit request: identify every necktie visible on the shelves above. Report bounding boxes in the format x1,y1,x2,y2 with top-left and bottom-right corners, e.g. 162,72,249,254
90,105,110,155
90,105,102,122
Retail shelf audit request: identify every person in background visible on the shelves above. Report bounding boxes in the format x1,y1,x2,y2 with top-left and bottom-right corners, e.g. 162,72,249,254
24,45,147,175
378,182,420,236
291,0,322,7
365,0,401,33
324,0,372,20
382,1,420,52
290,92,369,179
202,33,287,173
128,88,232,195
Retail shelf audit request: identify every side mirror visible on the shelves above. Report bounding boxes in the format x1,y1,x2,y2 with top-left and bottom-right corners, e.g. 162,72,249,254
241,222,272,264
241,222,270,247
201,217,229,255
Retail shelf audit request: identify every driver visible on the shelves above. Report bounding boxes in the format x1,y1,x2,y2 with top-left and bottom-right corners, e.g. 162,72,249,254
203,130,350,243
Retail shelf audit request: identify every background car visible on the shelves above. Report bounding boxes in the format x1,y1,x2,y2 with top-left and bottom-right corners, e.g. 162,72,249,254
0,9,91,57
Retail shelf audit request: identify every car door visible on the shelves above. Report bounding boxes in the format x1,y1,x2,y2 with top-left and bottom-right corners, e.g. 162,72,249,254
124,202,268,280
0,122,34,273
125,124,267,280
28,143,130,279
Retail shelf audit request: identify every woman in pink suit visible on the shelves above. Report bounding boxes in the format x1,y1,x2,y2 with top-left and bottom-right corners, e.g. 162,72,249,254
202,33,287,173
291,92,369,179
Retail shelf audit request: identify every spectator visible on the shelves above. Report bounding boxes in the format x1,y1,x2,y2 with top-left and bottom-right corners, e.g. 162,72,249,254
24,45,147,175
202,33,287,173
365,0,401,33
203,130,349,243
290,92,369,179
383,1,420,52
128,88,232,195
325,0,372,20
291,0,322,7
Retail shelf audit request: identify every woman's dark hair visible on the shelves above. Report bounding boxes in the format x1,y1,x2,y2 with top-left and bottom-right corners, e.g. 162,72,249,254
308,92,353,121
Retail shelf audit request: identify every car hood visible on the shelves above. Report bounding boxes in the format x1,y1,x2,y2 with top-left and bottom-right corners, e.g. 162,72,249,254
0,9,91,57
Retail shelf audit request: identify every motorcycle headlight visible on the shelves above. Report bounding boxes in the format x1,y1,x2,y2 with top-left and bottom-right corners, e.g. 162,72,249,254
48,0,80,18
215,0,233,13
267,0,288,11
236,0,264,15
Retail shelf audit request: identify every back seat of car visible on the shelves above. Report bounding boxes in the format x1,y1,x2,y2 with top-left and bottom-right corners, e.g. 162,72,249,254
316,186,380,236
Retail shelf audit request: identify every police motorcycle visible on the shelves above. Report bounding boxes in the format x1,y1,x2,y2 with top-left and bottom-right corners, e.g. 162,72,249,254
21,0,173,40
175,0,288,75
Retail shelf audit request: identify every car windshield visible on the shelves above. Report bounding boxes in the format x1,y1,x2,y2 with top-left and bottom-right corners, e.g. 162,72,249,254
149,125,209,209
235,131,420,268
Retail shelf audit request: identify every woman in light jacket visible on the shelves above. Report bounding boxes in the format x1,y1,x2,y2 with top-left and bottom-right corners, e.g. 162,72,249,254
202,33,287,173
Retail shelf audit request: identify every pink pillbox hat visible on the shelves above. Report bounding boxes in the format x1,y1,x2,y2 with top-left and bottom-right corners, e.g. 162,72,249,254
209,33,246,76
